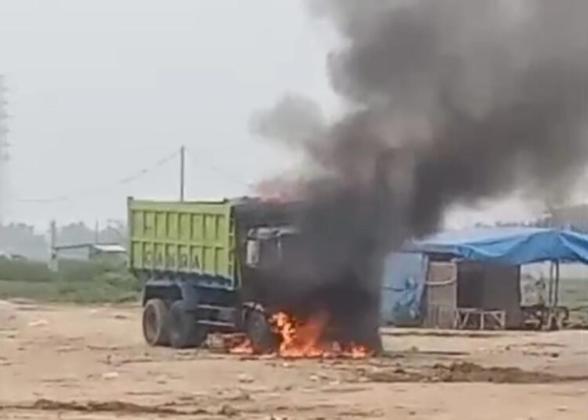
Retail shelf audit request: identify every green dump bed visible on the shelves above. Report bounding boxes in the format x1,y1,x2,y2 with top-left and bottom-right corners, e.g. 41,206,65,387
127,198,238,287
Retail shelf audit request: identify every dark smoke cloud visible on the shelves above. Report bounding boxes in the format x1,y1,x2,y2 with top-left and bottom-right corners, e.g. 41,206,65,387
252,0,588,347
259,0,588,234
251,94,325,147
324,0,588,232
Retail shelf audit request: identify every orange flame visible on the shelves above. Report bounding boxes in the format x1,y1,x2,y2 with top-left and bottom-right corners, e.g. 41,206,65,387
272,311,329,358
229,311,372,359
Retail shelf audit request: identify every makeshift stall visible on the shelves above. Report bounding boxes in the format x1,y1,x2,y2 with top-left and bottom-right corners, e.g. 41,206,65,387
404,227,588,330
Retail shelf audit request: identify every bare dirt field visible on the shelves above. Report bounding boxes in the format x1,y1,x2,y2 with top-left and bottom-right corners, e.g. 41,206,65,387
1,300,587,419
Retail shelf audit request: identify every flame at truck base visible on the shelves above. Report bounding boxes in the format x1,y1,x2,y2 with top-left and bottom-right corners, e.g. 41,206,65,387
229,311,373,359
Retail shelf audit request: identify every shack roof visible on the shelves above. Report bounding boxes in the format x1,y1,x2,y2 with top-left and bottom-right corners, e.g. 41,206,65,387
55,243,126,253
405,227,588,265
93,244,126,253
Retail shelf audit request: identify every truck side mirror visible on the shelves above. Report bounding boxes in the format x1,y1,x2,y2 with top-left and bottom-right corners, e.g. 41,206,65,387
246,239,260,267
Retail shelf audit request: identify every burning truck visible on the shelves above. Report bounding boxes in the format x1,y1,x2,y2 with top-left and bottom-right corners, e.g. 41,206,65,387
128,196,380,357
132,0,588,357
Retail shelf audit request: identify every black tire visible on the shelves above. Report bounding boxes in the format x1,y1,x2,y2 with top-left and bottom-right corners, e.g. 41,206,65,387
245,310,278,354
143,299,170,347
168,300,207,349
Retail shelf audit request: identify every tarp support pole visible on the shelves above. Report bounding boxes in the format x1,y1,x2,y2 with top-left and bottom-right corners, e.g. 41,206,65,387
548,261,554,307
554,260,560,307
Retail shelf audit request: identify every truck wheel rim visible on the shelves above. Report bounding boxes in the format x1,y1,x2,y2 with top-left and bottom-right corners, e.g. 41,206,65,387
144,308,159,341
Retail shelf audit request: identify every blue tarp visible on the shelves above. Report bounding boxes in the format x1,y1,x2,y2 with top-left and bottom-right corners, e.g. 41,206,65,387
381,252,428,326
405,227,588,266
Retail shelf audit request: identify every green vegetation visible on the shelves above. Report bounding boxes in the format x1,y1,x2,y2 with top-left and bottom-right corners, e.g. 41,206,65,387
559,278,588,308
559,278,588,325
1,258,586,319
0,258,140,303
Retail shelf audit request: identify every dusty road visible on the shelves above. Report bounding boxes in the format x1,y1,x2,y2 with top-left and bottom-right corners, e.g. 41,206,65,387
1,300,587,419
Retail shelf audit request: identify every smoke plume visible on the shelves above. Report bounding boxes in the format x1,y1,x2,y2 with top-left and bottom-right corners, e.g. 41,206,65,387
253,0,588,348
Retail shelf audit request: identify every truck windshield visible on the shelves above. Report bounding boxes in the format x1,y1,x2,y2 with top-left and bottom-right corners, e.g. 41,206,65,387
256,232,300,269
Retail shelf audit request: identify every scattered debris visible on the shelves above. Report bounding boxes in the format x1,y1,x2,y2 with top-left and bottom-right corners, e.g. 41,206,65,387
522,351,560,358
27,319,49,327
338,408,385,418
114,356,156,366
218,404,239,417
430,362,566,384
0,399,210,416
362,362,588,384
101,371,120,380
237,373,254,384
224,389,252,402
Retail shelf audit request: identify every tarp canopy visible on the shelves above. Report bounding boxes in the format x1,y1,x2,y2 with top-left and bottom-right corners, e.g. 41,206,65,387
405,227,588,266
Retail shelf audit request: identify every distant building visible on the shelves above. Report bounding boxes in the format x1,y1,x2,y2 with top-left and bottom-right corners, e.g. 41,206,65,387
543,204,588,232
53,243,127,265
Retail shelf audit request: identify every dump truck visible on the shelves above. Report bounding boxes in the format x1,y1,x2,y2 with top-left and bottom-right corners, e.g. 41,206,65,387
128,196,309,352
129,150,412,353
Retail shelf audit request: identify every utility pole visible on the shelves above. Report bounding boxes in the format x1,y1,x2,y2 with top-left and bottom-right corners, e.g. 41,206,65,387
94,220,100,244
49,220,58,272
180,145,186,201
0,75,9,224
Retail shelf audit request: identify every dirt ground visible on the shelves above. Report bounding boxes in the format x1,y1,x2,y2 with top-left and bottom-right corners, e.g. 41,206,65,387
1,300,587,419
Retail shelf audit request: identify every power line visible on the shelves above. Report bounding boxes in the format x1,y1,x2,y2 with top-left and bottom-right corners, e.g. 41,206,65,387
15,145,258,205
186,146,253,190
15,149,180,204
117,149,180,185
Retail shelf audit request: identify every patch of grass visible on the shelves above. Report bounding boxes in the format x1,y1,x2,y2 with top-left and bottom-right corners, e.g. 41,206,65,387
559,278,588,310
0,259,141,303
0,259,54,282
559,278,588,325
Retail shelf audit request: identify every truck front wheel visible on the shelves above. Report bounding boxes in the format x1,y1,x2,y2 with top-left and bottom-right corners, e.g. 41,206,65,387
168,300,208,349
246,310,279,354
143,298,170,347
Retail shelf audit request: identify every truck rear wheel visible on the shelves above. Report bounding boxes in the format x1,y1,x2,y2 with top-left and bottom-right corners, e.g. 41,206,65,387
143,299,170,346
246,310,278,354
168,300,208,349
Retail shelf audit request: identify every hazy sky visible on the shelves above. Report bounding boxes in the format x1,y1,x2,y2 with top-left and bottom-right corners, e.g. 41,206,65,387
0,0,341,226
0,0,551,229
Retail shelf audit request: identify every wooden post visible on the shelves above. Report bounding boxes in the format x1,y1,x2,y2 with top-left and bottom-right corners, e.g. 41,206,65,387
48,220,58,272
180,145,186,201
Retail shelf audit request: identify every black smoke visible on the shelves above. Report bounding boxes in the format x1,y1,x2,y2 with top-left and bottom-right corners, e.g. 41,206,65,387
252,0,588,349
